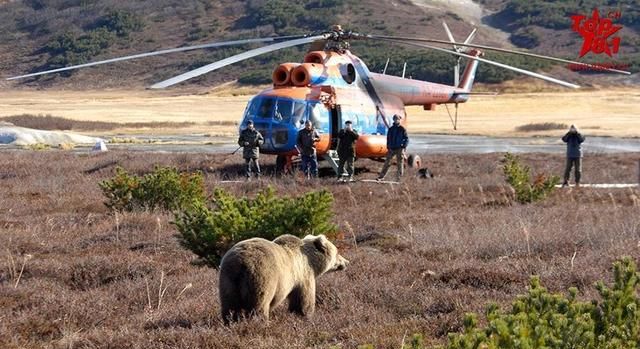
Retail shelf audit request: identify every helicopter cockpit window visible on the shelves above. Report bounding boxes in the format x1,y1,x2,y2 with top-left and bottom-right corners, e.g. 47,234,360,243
274,99,291,122
245,97,275,119
274,99,305,124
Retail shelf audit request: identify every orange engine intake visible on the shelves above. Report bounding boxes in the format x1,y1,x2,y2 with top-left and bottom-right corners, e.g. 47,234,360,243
303,51,328,64
272,63,299,86
291,63,325,87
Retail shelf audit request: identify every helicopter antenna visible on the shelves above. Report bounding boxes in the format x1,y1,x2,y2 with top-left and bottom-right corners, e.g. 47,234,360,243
402,62,407,78
382,58,390,74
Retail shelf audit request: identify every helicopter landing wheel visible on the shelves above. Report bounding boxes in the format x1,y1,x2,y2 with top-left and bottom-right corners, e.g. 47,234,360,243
276,155,296,176
276,155,287,176
407,154,421,168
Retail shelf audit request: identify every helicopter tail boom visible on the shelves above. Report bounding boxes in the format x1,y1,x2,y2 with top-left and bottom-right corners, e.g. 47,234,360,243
457,49,482,93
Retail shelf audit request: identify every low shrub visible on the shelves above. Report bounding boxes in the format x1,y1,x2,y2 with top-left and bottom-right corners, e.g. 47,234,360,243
24,143,51,151
174,187,337,268
503,153,559,203
444,257,640,349
515,122,568,132
376,258,639,349
94,9,144,38
99,166,205,212
510,27,541,49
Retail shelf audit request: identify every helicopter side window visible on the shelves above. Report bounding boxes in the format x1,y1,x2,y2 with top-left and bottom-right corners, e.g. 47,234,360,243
308,102,329,132
291,101,306,125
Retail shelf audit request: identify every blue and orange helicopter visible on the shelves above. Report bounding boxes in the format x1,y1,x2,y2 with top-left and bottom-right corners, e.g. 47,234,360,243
8,24,629,173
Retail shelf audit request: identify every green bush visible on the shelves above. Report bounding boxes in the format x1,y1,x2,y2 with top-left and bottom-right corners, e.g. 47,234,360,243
444,257,640,349
99,166,205,212
42,9,143,72
502,153,559,204
174,187,337,268
510,27,540,49
95,9,144,37
45,28,116,68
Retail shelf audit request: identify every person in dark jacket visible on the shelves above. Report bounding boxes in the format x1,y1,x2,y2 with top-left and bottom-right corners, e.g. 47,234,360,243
296,120,321,178
336,120,359,182
377,114,409,181
562,124,585,187
238,120,264,178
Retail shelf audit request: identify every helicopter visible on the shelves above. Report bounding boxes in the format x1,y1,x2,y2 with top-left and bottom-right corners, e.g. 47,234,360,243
7,23,630,174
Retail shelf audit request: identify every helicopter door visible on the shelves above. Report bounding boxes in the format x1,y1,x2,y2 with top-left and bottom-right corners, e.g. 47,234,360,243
330,105,342,149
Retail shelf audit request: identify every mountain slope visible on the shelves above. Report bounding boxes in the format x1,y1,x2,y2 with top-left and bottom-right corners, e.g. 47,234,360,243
0,0,637,90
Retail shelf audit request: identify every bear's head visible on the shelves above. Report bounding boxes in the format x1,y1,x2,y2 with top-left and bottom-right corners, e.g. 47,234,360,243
303,234,349,277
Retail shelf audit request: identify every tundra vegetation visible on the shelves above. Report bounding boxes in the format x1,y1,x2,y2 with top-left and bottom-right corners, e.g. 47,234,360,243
1,151,639,348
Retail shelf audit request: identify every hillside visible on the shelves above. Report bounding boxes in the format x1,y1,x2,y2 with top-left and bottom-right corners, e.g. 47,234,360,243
0,0,637,90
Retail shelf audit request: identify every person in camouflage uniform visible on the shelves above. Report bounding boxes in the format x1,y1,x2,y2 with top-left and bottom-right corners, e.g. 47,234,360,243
296,120,321,178
336,120,359,182
238,120,264,178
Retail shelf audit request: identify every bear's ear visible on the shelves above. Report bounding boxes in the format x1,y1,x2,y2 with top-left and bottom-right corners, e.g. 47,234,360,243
313,236,327,253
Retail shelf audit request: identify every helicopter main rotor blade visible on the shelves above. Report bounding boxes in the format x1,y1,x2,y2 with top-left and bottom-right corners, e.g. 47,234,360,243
386,39,580,89
370,35,631,75
442,21,459,51
6,35,307,81
150,34,327,89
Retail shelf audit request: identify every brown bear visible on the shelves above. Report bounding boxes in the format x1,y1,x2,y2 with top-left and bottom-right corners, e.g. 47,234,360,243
218,234,349,323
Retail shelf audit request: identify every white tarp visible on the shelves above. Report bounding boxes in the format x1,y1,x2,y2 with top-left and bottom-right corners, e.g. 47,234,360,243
0,125,104,146
555,184,639,188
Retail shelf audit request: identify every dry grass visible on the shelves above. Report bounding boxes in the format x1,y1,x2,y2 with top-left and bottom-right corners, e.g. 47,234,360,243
1,114,197,131
1,151,639,348
0,88,639,137
515,122,568,132
406,87,640,137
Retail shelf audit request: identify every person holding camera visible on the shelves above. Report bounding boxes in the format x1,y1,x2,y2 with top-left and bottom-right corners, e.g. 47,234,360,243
562,124,585,187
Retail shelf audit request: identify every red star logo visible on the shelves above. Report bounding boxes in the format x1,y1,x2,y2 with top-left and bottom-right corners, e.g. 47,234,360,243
570,8,622,57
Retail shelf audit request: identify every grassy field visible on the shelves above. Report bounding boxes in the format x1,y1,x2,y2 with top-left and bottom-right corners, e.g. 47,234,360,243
1,151,639,348
1,87,639,137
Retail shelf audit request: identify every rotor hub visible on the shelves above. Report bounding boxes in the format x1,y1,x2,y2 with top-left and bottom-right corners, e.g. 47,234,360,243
324,25,364,52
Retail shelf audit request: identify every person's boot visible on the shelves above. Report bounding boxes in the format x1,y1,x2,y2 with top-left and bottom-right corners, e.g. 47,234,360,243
562,181,569,187
575,182,580,188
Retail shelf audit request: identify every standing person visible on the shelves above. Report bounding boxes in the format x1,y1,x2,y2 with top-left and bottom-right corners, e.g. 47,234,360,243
296,120,321,178
336,120,359,182
238,120,264,179
377,114,409,182
562,124,585,187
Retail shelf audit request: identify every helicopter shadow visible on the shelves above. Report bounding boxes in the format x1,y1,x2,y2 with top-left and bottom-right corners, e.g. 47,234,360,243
215,160,372,180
